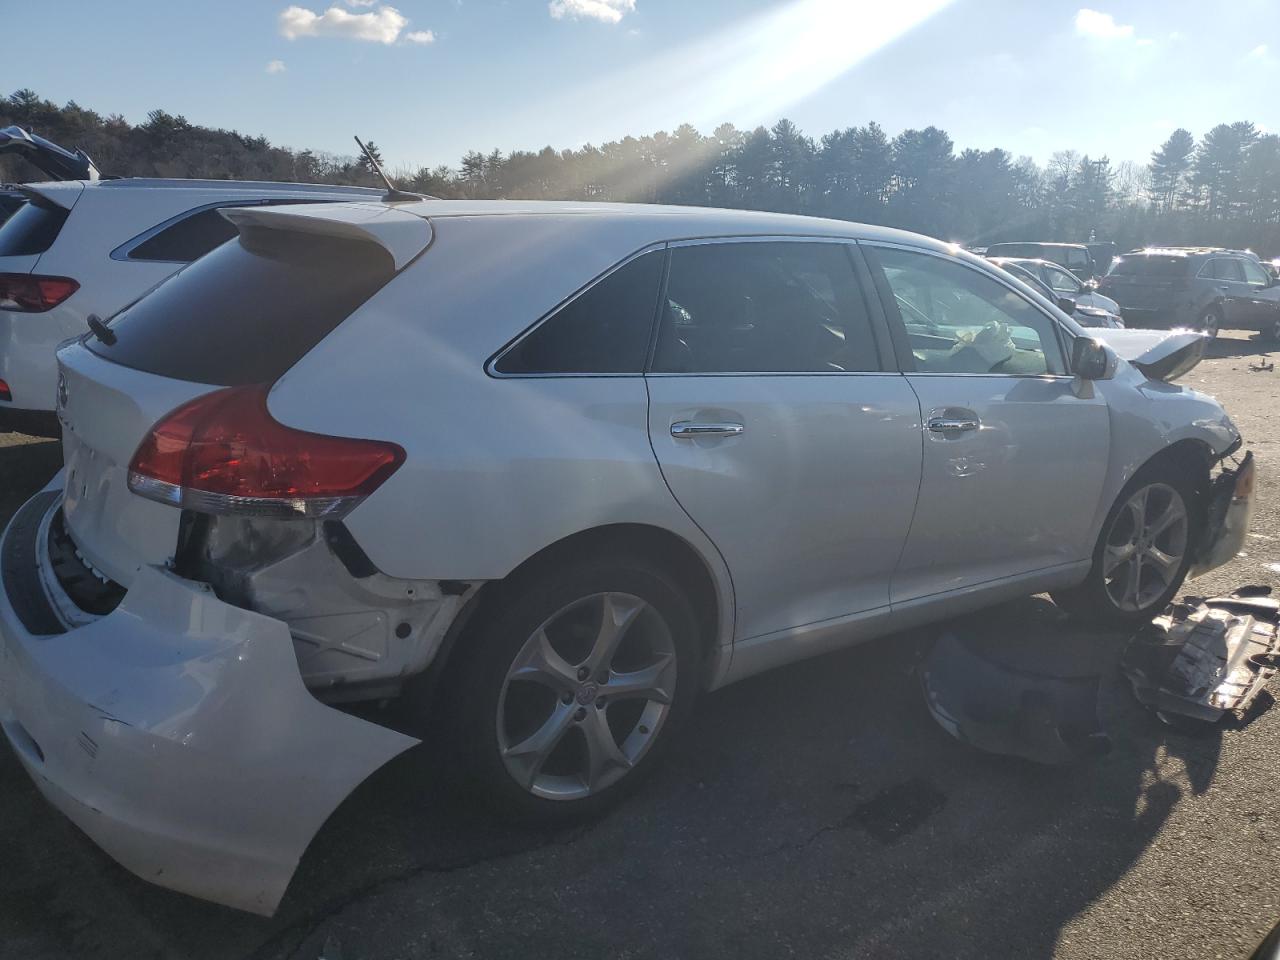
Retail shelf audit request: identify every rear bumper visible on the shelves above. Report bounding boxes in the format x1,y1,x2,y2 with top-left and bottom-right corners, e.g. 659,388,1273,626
0,490,418,915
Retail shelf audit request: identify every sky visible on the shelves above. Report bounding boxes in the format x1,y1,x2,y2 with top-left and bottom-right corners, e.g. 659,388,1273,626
3,0,1276,171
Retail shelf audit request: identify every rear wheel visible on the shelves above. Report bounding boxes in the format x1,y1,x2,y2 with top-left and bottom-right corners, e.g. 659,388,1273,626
1197,305,1222,339
448,555,701,820
1053,466,1200,626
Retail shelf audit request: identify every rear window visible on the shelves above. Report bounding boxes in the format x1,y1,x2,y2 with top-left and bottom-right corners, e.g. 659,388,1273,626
986,243,1041,258
1107,255,1190,278
0,199,68,256
87,226,395,385
125,207,241,262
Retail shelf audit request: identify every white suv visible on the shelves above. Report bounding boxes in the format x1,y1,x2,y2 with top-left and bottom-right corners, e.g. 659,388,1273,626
0,200,1253,915
0,176,379,434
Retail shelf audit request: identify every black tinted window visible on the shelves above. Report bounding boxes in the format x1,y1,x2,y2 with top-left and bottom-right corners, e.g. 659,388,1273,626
0,199,68,256
87,228,394,385
1109,255,1189,277
1207,258,1245,282
653,242,879,373
495,250,663,374
126,207,241,262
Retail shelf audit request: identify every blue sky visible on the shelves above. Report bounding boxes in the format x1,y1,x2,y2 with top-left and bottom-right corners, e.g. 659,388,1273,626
5,0,1276,171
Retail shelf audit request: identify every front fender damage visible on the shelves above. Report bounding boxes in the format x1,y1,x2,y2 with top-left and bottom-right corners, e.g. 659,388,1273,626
2,565,418,915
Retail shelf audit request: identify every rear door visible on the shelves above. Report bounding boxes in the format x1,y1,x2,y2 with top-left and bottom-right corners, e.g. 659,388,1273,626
1203,258,1250,326
646,238,921,643
863,243,1110,603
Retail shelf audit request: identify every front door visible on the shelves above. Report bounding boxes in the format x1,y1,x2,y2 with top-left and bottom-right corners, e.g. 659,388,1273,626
863,244,1111,603
646,239,922,643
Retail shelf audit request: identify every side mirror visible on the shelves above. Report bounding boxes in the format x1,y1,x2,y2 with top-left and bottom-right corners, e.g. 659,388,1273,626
1057,295,1077,313
1072,337,1110,380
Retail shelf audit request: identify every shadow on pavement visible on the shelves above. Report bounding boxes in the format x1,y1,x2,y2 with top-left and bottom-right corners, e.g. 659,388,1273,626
0,594,1224,960
1207,333,1278,362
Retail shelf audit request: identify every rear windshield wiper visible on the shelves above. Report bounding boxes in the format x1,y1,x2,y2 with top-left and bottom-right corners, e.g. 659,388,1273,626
86,314,116,346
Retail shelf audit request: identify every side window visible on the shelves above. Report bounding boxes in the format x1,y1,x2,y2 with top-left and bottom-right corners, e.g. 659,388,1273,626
1217,258,1245,282
1044,265,1081,294
871,246,1066,376
652,241,880,374
126,207,242,262
1242,259,1270,286
495,249,664,374
1067,248,1089,271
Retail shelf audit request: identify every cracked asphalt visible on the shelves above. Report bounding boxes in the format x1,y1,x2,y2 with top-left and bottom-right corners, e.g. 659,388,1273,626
1,331,1278,960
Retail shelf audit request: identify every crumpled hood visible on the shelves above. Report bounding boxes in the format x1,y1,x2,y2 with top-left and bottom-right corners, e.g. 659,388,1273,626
1093,328,1209,382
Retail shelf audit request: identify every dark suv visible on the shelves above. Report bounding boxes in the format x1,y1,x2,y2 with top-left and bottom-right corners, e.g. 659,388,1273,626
1098,247,1280,339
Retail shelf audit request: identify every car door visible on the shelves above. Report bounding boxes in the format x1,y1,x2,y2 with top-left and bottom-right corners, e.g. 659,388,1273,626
862,243,1110,603
1240,258,1280,329
645,238,922,643
1203,257,1250,326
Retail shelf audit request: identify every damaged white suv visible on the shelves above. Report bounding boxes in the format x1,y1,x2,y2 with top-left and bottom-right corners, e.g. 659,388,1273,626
0,200,1254,915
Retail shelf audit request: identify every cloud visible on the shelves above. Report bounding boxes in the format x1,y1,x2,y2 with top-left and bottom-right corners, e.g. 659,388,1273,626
1247,43,1269,59
279,5,410,43
405,29,435,43
549,0,636,24
1074,8,1133,39
266,59,287,73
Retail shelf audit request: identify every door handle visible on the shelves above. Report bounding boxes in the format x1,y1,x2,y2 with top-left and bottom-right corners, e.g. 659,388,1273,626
928,416,979,434
670,421,744,439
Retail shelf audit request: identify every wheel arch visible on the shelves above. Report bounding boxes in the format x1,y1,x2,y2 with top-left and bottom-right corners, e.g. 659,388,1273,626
410,523,732,711
1127,437,1216,534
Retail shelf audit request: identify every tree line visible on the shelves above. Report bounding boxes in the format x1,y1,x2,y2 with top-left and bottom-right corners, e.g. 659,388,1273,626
3,88,1278,256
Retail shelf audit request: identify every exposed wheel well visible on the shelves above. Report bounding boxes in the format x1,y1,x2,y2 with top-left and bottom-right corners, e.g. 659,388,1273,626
1131,439,1215,528
409,524,725,714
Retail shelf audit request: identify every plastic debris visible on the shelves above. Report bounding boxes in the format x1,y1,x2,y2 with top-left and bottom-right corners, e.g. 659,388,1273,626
1121,587,1280,727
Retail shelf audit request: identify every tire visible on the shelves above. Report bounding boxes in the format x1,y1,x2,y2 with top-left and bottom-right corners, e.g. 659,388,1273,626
1052,464,1201,627
1196,305,1223,339
445,553,702,821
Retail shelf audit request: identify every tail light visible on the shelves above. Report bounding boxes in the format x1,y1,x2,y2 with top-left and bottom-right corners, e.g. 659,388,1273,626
127,385,405,519
0,273,79,312
0,379,10,402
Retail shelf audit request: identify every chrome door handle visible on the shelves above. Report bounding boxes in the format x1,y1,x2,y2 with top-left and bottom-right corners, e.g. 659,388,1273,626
670,421,744,439
928,416,979,434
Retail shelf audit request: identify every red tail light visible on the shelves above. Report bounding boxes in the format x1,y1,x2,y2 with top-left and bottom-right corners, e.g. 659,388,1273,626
0,379,10,402
0,273,79,312
127,385,405,519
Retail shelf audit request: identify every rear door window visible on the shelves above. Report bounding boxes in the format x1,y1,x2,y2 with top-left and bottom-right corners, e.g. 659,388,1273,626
1242,260,1270,286
651,241,880,373
0,199,68,256
494,249,664,374
1206,258,1245,282
87,229,396,385
1043,264,1081,294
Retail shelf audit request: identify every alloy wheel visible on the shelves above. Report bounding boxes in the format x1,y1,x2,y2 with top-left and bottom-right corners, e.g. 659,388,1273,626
496,592,678,800
1102,482,1189,613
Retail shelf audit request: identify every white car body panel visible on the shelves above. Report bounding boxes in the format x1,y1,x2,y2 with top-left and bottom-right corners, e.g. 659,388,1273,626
0,179,380,416
0,200,1251,914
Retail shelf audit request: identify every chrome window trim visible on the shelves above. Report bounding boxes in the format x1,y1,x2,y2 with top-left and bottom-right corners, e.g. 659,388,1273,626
485,242,668,379
858,238,1073,377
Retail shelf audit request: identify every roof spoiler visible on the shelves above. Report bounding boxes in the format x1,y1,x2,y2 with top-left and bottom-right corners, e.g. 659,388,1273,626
220,203,432,270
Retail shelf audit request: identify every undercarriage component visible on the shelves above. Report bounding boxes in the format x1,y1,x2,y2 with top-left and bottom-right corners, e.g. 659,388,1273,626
187,514,481,700
921,602,1111,765
1121,587,1280,726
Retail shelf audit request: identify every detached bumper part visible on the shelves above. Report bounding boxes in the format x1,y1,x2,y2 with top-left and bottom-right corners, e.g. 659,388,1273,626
1121,588,1280,726
0,563,418,915
1190,450,1255,580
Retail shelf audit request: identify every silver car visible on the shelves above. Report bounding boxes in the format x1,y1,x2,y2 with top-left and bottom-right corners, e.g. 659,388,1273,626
0,201,1253,914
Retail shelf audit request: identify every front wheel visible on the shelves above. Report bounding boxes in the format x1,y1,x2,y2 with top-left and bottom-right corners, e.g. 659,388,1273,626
1053,467,1200,626
447,555,702,821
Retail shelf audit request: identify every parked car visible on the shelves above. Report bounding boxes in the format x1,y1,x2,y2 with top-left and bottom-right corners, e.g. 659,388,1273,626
0,177,382,436
0,201,1252,915
984,241,1097,280
1098,247,1280,339
988,256,1123,327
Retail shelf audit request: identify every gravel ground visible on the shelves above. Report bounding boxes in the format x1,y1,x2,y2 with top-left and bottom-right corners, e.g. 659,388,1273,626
0,330,1277,960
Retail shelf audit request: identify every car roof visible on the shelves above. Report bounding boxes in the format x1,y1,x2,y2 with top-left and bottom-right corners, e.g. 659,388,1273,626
79,177,383,197
386,198,956,250
987,241,1089,251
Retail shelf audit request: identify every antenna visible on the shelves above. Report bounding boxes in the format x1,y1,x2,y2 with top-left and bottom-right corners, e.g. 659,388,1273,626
354,135,420,203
